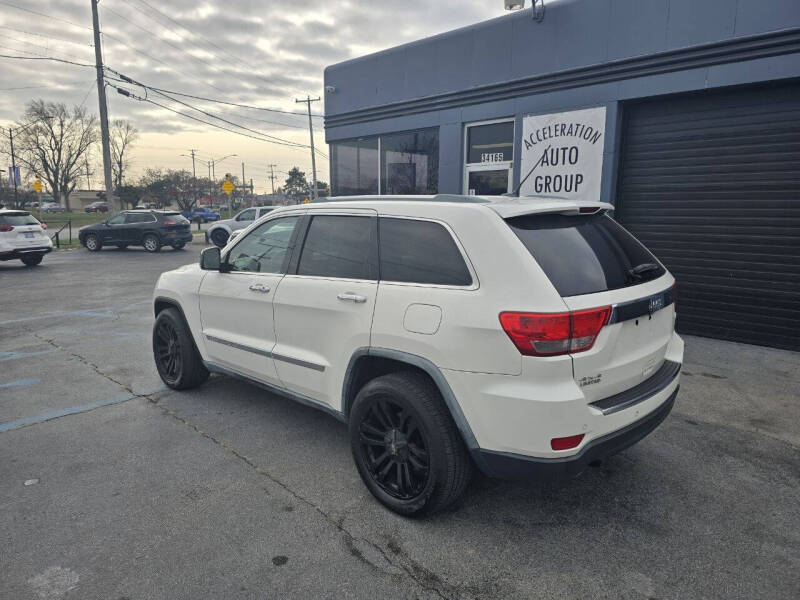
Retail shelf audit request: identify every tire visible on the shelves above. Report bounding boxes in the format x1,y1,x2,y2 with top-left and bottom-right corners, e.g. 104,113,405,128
21,254,43,267
85,234,102,252
143,234,161,253
349,371,472,517
171,243,185,250
210,229,229,248
152,307,209,390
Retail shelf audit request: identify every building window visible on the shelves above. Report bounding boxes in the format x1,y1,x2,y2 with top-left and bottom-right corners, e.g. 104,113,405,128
331,138,378,195
380,129,439,195
330,128,438,196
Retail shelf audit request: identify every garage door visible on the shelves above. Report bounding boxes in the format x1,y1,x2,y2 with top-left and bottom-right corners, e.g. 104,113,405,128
616,82,800,351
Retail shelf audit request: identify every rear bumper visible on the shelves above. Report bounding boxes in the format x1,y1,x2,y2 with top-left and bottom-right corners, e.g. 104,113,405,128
0,245,53,260
161,231,193,244
472,386,677,479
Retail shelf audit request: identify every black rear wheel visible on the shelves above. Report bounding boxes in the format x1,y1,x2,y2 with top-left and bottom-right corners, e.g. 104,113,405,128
350,371,472,516
153,308,209,390
143,234,161,252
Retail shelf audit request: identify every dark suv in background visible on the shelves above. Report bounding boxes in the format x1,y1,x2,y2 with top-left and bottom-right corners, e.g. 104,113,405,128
79,210,192,252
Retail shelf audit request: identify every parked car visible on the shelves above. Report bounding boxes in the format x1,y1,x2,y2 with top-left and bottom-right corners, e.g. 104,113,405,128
79,210,192,252
204,205,276,247
0,208,52,266
182,207,220,223
40,202,66,213
152,195,683,516
84,201,110,213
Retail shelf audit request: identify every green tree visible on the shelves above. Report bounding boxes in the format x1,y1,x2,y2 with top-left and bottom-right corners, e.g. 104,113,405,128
284,167,308,196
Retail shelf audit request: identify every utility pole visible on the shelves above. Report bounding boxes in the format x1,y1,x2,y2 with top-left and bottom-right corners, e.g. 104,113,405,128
91,0,115,211
207,161,211,180
241,162,248,207
189,149,197,178
267,163,277,195
295,95,320,201
8,127,18,207
85,157,91,189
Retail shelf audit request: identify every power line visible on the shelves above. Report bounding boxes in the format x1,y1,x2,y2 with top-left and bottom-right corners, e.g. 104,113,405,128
126,0,306,97
0,1,93,32
104,69,322,118
0,53,94,68
0,26,94,50
112,84,324,155
0,34,94,64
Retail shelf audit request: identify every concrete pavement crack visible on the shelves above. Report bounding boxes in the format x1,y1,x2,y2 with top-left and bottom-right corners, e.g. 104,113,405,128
146,396,464,600
34,333,134,395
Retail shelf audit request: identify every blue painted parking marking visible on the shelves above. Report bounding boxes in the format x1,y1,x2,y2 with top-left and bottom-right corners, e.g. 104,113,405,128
0,385,167,433
0,350,58,363
0,378,40,389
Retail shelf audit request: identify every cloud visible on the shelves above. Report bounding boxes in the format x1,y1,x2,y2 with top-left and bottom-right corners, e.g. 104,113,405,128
0,0,503,188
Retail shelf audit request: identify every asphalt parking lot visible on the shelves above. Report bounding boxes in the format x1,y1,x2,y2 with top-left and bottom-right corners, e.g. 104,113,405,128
1,243,798,600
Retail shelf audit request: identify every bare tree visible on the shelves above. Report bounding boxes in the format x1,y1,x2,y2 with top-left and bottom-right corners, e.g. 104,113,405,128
14,100,97,211
110,119,138,190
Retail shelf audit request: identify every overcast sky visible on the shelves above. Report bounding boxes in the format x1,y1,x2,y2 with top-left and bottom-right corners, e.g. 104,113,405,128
0,0,503,192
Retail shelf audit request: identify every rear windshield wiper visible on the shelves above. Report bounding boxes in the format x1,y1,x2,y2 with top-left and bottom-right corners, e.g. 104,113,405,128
628,262,660,280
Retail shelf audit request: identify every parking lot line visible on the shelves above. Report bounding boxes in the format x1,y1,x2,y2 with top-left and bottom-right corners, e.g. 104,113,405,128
0,384,167,434
0,377,40,389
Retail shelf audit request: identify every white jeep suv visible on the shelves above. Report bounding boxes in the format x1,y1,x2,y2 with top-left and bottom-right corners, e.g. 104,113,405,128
152,195,683,516
0,208,53,266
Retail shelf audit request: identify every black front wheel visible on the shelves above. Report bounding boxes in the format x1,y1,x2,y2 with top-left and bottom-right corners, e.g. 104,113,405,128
152,308,209,390
350,372,472,517
84,234,102,252
210,229,229,248
21,254,43,267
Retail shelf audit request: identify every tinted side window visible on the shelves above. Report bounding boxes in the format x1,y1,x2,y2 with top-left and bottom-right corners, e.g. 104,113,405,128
107,214,126,225
125,213,155,224
378,218,472,285
297,215,375,280
227,216,300,273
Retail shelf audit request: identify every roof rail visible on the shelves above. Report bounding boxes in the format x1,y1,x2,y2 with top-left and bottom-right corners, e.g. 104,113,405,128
310,194,488,204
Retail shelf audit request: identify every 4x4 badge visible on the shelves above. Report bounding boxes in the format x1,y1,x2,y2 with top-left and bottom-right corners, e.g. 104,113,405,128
649,296,664,314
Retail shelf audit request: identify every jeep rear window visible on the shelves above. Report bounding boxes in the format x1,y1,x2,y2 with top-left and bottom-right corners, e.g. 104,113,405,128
505,212,665,297
0,213,39,226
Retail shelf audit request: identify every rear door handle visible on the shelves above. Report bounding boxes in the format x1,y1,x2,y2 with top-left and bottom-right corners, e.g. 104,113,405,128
337,292,367,303
249,283,271,293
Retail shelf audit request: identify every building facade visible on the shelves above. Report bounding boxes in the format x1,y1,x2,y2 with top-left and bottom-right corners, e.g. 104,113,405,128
323,0,800,350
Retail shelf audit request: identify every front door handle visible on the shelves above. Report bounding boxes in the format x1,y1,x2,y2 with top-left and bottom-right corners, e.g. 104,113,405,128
249,283,271,293
337,292,367,303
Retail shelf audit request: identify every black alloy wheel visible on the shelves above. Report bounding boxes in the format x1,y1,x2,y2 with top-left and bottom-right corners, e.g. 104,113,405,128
154,318,182,385
359,399,430,500
350,372,472,516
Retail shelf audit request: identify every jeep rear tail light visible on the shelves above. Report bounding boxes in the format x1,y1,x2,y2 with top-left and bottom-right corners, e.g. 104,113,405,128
0,224,14,232
499,306,611,357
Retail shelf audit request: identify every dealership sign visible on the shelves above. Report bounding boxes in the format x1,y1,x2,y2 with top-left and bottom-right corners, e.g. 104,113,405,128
519,106,606,201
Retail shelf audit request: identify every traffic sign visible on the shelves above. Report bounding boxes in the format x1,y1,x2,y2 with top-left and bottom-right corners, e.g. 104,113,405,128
33,179,42,193
221,179,234,195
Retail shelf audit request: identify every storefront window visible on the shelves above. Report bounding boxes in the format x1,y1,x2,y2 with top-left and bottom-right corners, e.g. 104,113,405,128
330,128,438,196
466,121,514,165
330,138,378,195
380,129,439,195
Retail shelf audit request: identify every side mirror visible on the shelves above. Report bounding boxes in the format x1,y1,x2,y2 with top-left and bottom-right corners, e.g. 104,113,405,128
200,246,221,271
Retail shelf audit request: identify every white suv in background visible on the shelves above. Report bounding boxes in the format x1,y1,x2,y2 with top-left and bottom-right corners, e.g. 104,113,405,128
204,205,277,248
0,208,53,266
152,195,683,516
